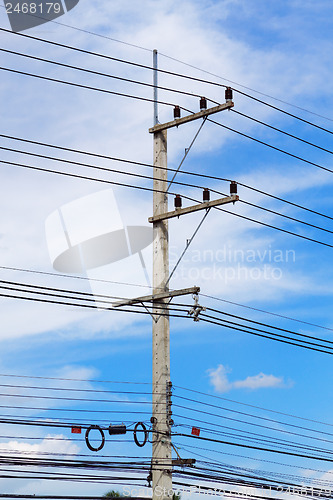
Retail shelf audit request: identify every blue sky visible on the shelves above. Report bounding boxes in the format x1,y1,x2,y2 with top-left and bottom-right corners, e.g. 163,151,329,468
0,0,332,497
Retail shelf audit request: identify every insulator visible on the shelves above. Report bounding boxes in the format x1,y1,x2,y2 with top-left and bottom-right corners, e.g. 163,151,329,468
203,188,210,202
200,97,207,110
230,181,237,195
225,87,233,102
174,194,182,209
173,105,181,119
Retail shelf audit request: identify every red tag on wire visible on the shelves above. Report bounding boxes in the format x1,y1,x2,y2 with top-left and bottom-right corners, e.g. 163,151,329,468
71,427,82,434
191,427,200,436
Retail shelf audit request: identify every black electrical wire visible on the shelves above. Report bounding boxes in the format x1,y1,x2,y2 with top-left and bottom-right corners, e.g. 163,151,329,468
172,432,333,462
0,27,231,91
0,283,331,356
0,280,192,319
3,155,333,250
1,278,332,355
0,47,218,104
0,144,215,195
174,384,333,427
0,261,330,339
172,413,333,446
2,132,333,224
198,314,333,355
231,109,333,155
199,292,333,333
174,422,333,457
3,143,333,237
209,116,333,174
172,398,333,438
232,87,333,136
204,306,333,346
0,66,180,108
0,372,150,385
2,26,333,138
1,10,332,128
173,440,333,476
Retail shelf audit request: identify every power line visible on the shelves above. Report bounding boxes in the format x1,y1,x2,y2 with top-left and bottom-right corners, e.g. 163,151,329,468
199,293,333,333
204,306,333,346
1,279,332,355
173,413,333,447
174,385,333,427
3,156,333,250
0,144,214,194
173,441,333,476
0,66,178,108
209,117,333,175
173,398,333,438
4,143,333,237
2,26,333,137
172,432,333,462
231,109,333,155
0,47,217,104
199,314,333,355
1,5,332,127
2,132,332,223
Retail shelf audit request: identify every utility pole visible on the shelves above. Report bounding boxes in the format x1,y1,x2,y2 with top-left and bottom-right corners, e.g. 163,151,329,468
114,52,238,500
151,126,173,500
151,49,172,500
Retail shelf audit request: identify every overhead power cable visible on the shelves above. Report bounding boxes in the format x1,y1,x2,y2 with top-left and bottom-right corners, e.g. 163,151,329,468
1,7,332,126
4,143,333,237
175,385,333,427
0,144,214,194
199,293,333,333
209,116,333,174
173,413,333,446
231,109,333,155
0,47,218,104
174,441,333,476
2,156,333,250
0,279,332,355
1,281,331,356
172,432,333,462
204,307,333,346
0,66,179,108
2,27,333,137
2,132,333,223
198,314,333,355
173,397,333,437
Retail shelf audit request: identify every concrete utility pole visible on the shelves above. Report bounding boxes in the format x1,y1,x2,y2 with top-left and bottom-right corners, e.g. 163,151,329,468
149,54,237,500
117,51,237,500
151,127,173,500
151,49,172,500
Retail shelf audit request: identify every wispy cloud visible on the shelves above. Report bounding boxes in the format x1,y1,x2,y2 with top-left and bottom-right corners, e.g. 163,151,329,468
207,364,292,393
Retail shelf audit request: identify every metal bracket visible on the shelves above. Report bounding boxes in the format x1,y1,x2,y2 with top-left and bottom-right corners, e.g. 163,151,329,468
188,293,206,322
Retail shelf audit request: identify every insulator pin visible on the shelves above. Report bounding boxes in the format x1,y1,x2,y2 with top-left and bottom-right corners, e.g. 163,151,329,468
225,87,233,102
203,188,210,202
173,105,181,119
200,97,207,110
230,181,237,195
174,194,182,209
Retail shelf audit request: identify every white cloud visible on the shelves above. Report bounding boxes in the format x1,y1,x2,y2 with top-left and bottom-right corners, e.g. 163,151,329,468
207,364,291,393
0,434,79,457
